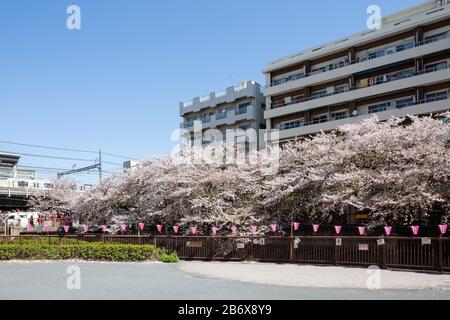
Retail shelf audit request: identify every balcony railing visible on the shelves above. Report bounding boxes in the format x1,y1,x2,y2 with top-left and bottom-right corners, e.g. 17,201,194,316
270,63,449,110
183,105,253,129
269,31,449,88
277,94,449,132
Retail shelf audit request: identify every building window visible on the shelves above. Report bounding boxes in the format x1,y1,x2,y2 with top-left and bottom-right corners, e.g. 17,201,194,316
217,108,227,120
200,113,212,123
311,90,327,99
279,119,304,131
396,97,415,108
368,49,385,60
368,102,392,114
236,103,250,115
330,110,349,120
425,91,448,103
424,31,448,44
311,114,328,124
334,84,349,94
396,41,415,52
18,181,28,187
425,61,447,73
311,66,327,74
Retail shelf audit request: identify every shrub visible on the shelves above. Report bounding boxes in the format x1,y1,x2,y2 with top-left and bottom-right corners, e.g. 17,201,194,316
0,243,173,262
159,251,180,263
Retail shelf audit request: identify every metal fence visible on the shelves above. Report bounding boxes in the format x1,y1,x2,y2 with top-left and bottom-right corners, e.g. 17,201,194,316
1,235,449,272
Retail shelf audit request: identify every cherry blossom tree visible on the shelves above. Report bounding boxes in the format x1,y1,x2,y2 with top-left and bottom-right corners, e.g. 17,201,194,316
35,113,449,232
29,179,80,215
263,113,450,225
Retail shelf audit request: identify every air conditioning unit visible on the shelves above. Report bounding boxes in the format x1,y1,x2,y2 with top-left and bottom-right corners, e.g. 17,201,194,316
284,96,292,104
327,86,334,94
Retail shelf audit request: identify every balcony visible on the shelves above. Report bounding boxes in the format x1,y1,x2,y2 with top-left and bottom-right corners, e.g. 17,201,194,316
182,105,257,132
270,95,450,141
265,63,450,119
265,33,450,97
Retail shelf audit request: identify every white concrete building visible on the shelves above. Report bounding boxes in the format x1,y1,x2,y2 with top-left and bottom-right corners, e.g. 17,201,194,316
179,80,266,149
263,0,450,143
0,153,54,195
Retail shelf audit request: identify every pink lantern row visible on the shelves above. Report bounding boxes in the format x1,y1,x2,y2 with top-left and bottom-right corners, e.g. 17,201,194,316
290,224,449,236
68,223,449,236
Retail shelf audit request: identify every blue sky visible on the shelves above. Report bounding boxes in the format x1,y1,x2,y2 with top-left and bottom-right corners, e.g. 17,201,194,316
0,0,423,183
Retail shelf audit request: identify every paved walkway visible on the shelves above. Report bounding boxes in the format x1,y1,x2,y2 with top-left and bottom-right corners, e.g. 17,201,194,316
0,261,449,300
179,261,450,290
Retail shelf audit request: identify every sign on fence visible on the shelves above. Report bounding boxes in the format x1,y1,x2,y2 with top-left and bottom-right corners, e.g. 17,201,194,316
358,244,369,251
377,239,385,246
186,241,203,248
421,237,431,245
236,243,245,249
336,238,342,246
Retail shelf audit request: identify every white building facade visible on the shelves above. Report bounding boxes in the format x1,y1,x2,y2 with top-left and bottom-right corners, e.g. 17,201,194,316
263,0,450,143
179,80,266,150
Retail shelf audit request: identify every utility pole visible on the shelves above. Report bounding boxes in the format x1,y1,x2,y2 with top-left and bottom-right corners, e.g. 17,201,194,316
98,150,103,182
57,150,103,183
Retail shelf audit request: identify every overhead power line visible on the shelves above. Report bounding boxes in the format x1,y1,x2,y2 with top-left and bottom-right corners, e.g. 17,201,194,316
103,161,123,166
0,140,97,154
103,152,137,160
18,165,71,171
0,140,138,160
0,150,95,162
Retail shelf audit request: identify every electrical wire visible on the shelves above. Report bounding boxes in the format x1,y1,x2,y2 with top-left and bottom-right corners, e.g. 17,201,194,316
0,140,97,154
0,150,95,162
0,139,138,160
102,152,138,160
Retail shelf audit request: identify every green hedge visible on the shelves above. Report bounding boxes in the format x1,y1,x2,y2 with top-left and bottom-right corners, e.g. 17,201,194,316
0,243,178,263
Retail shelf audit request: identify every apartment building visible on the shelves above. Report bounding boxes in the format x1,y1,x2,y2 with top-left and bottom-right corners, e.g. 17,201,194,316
263,0,450,143
179,80,266,149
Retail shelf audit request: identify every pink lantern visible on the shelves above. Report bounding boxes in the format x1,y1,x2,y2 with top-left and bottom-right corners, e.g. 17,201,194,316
101,225,107,233
250,226,257,234
334,226,342,235
157,224,163,234
231,226,237,235
82,225,89,233
439,224,447,235
119,224,126,232
358,226,366,236
212,226,218,236
411,225,420,236
270,224,277,232
191,226,198,235
63,225,70,233
173,225,179,234
138,223,145,231
312,224,320,233
384,226,392,236
293,222,300,231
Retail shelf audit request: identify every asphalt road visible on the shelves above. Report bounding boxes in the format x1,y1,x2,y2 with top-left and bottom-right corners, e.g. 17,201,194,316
0,261,449,300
